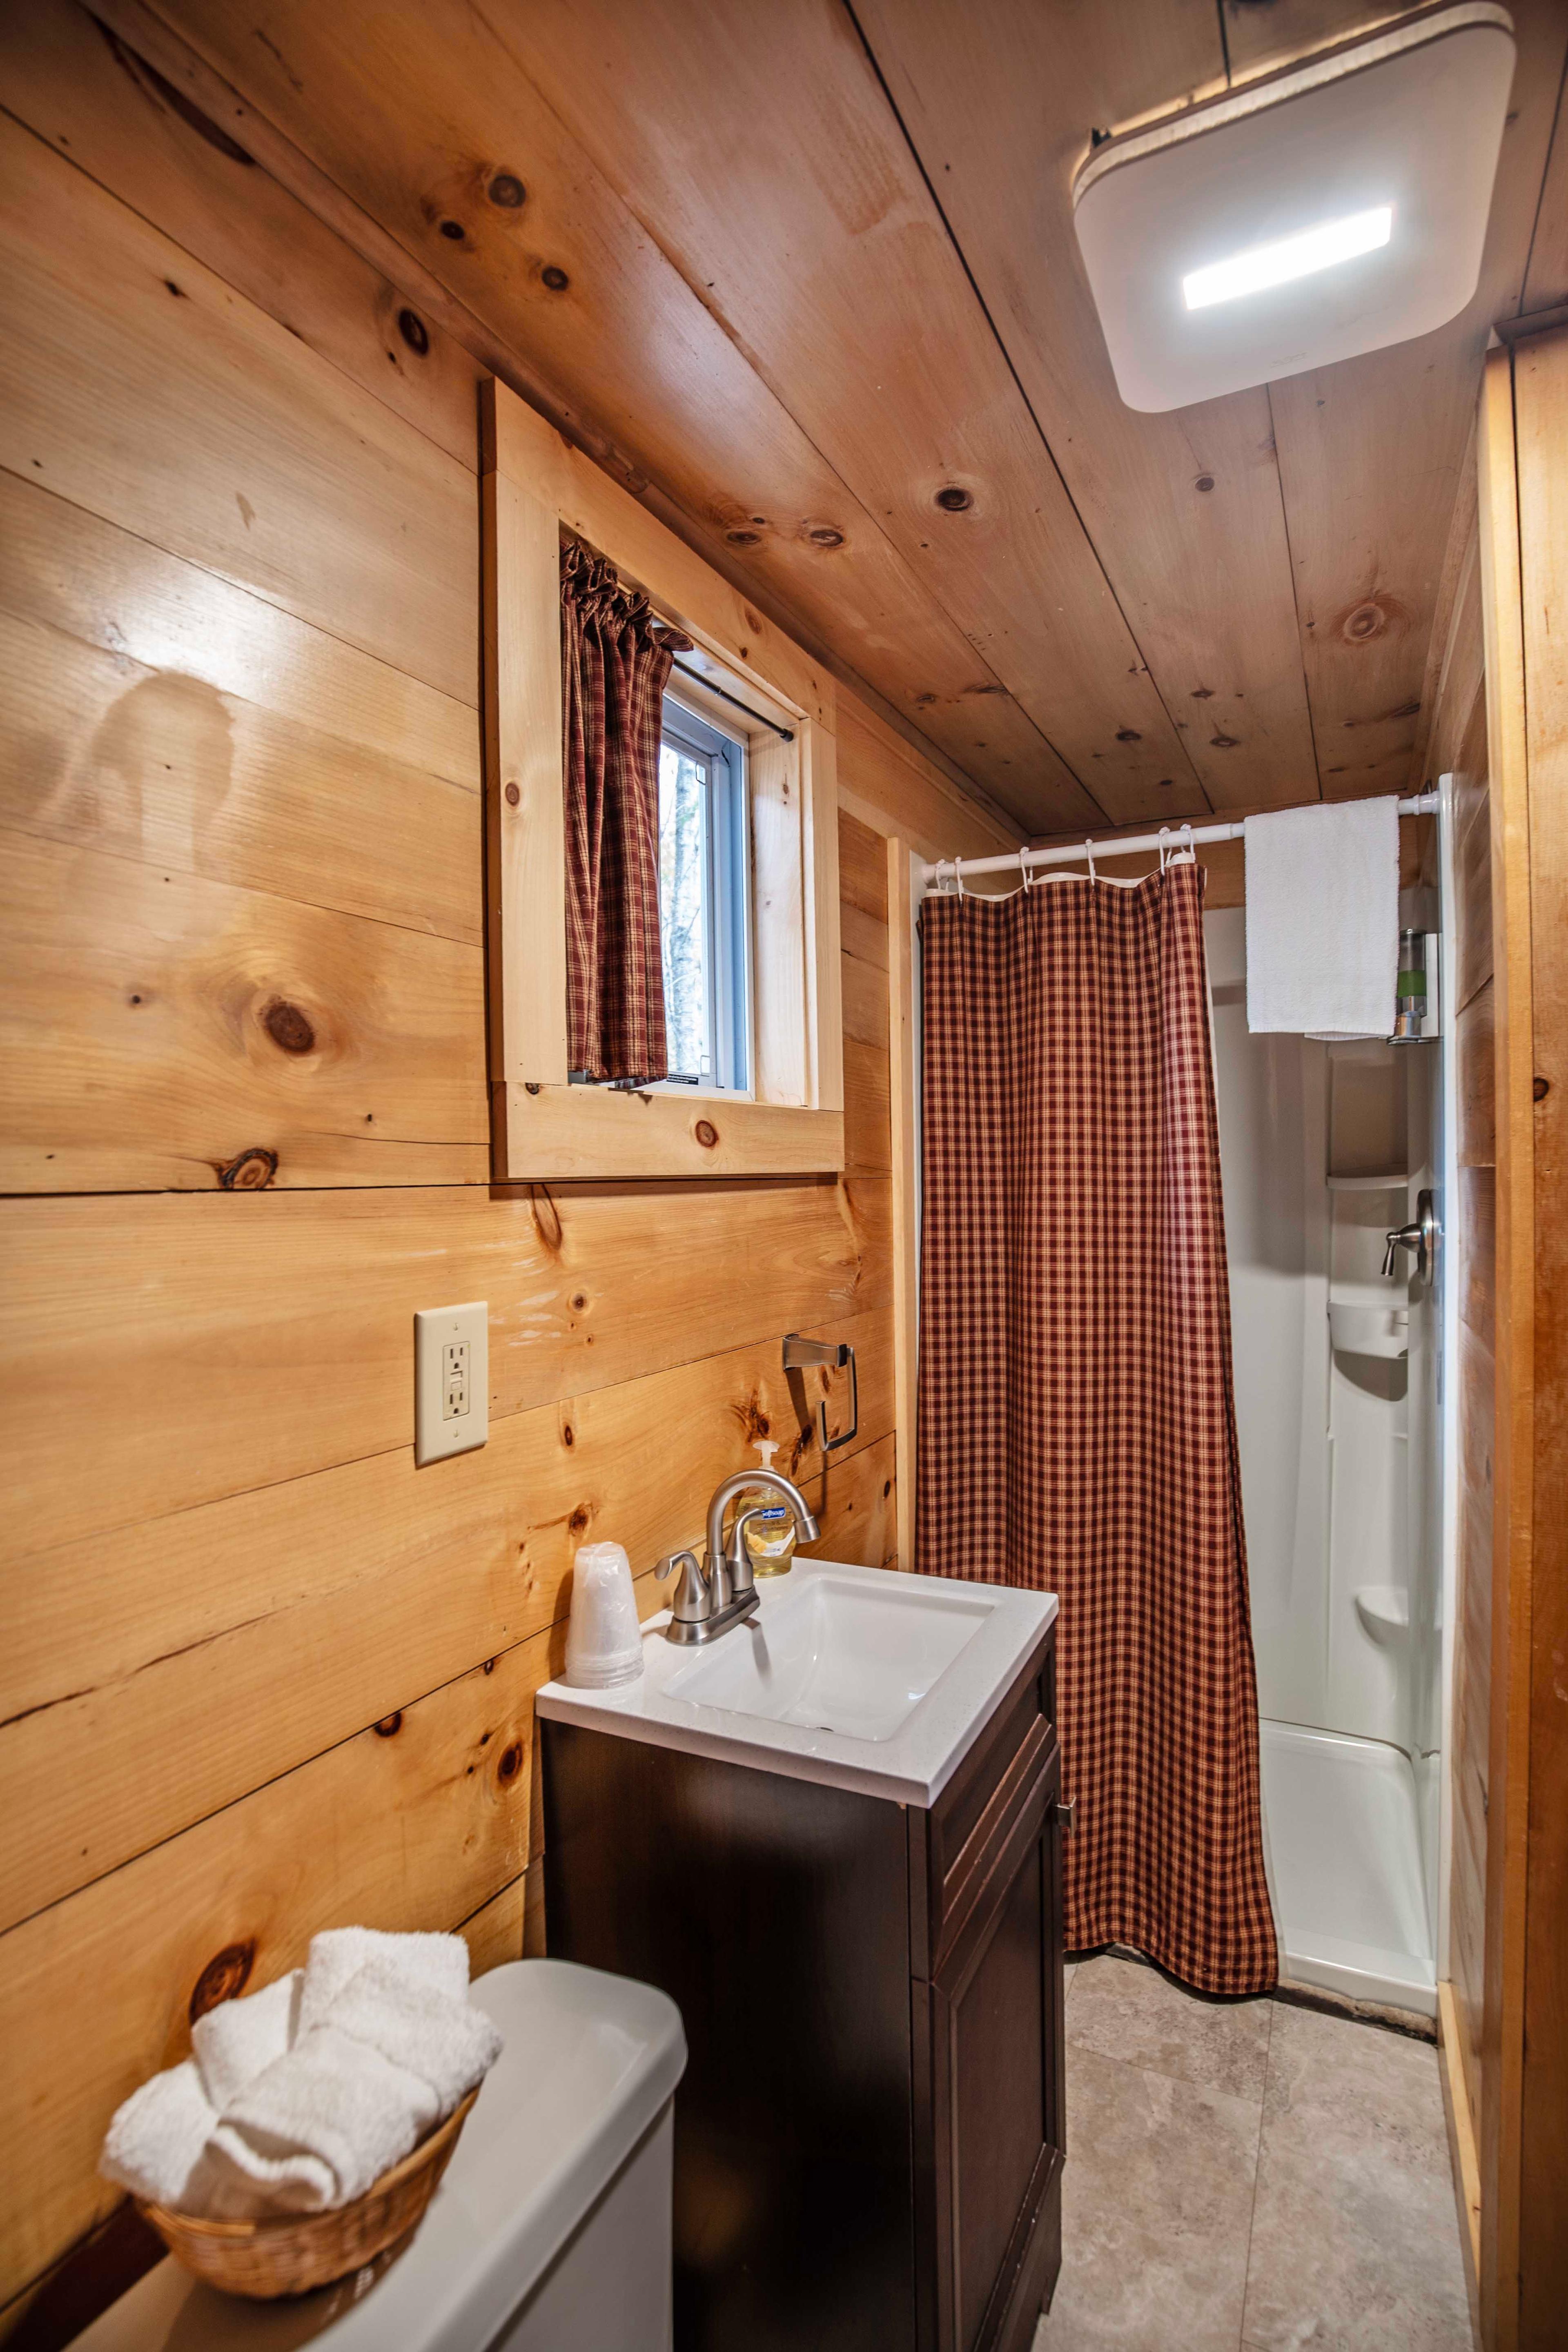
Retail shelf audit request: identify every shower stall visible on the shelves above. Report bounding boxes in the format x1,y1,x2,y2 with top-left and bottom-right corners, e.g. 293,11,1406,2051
1207,882,1449,2018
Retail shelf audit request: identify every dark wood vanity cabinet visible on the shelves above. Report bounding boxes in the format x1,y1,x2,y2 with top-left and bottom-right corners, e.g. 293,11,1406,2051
541,1623,1062,2352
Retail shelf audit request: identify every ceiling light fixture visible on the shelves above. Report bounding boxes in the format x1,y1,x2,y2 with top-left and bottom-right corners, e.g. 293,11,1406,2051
1182,205,1393,312
1072,3,1515,412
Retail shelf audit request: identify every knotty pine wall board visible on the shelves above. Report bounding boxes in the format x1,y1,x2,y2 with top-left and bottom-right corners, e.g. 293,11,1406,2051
48,0,1060,820
2,1307,889,1931
0,469,481,792
0,1430,895,2312
0,1177,891,1557
0,114,479,709
0,828,490,1194
0,30,927,2314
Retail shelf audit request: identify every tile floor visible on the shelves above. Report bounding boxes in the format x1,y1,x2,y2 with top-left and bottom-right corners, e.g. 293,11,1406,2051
1034,1956,1473,2352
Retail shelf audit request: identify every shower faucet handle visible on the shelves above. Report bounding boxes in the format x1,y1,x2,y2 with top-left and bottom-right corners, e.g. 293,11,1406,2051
1383,1189,1438,1283
1381,1224,1419,1278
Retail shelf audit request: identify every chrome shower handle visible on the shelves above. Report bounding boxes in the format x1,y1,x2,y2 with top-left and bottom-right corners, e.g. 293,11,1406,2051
1382,1188,1438,1283
1381,1224,1419,1278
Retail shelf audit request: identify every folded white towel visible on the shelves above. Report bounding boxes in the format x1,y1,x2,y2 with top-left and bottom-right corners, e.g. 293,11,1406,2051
328,1956,503,2114
98,1927,501,2221
207,2025,440,2216
191,1969,301,2113
1244,796,1399,1037
99,2058,218,2210
296,1927,469,2038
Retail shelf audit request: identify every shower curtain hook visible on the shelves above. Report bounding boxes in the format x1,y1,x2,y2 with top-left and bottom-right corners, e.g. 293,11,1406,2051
1180,822,1195,865
953,855,966,897
1021,847,1042,892
1158,826,1172,874
1084,837,1098,883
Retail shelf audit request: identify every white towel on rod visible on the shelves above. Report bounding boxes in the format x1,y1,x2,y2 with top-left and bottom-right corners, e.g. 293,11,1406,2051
1243,795,1399,1036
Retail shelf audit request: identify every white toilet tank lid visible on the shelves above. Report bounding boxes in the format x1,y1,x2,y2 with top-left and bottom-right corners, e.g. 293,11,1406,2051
76,1958,687,2352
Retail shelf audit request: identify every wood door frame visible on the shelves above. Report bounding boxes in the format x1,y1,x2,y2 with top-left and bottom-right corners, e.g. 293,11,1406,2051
1474,326,1568,2351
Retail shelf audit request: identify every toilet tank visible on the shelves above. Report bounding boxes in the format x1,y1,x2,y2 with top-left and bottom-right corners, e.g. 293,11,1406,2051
77,1960,687,2352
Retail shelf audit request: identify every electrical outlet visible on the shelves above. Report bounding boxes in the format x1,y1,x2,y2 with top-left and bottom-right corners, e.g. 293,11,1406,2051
414,1302,488,1464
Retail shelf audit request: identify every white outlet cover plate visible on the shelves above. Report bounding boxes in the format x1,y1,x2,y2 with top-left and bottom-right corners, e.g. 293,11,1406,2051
414,1301,488,1465
1071,4,1516,413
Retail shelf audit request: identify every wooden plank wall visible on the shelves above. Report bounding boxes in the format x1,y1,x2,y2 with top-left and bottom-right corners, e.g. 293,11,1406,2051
1508,323,1568,2352
0,2,978,2319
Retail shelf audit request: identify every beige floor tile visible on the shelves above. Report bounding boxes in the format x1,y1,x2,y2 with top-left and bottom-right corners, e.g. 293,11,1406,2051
1241,2003,1473,2352
1068,1956,1273,2103
1034,2042,1261,2352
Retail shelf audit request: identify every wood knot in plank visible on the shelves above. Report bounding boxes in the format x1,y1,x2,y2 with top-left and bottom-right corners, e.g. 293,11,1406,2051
261,998,315,1054
188,1940,256,2023
218,1146,278,1190
528,1183,564,1252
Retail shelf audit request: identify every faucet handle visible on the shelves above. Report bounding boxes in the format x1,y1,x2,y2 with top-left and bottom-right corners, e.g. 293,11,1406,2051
655,1548,709,1627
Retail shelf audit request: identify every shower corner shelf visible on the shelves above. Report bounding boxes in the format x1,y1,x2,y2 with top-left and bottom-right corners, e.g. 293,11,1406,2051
1325,1171,1409,1190
1354,1586,1411,1646
1327,1298,1409,1359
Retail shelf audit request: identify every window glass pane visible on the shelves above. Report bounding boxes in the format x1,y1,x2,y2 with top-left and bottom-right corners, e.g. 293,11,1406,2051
659,741,712,1080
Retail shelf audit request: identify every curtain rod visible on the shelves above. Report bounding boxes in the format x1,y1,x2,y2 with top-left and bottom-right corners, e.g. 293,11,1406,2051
920,790,1441,886
670,659,795,742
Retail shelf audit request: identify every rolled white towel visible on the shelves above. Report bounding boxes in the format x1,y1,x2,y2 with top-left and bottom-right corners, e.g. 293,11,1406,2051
327,1956,503,2114
296,1927,469,2037
191,1969,301,2113
99,2058,217,2209
98,1926,502,2220
206,2026,439,2216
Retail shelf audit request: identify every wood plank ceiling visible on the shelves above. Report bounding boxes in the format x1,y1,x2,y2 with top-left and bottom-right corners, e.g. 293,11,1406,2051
131,0,1568,841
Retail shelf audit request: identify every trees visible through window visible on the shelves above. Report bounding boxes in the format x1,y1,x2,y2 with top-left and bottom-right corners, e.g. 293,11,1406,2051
657,697,750,1091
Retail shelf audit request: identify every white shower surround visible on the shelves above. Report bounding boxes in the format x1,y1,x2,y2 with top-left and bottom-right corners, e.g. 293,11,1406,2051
1207,906,1442,2016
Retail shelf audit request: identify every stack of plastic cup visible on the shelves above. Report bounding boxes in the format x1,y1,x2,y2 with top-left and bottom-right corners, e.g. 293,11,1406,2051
563,1542,645,1688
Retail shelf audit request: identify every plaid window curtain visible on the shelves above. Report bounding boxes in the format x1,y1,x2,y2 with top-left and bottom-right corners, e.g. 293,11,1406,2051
916,862,1277,1997
560,541,690,1082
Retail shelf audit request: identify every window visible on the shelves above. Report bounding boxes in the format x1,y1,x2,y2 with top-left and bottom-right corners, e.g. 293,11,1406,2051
481,375,844,1180
658,697,750,1093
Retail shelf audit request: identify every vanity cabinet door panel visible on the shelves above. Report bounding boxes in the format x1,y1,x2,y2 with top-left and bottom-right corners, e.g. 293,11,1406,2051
917,1742,1064,2352
911,1634,1056,1980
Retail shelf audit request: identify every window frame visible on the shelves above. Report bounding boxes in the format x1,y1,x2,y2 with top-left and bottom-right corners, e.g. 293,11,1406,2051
651,693,752,1098
480,377,843,1181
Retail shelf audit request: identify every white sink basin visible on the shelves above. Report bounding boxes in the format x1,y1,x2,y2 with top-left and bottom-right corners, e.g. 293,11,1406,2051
537,1557,1056,1807
666,1572,991,1740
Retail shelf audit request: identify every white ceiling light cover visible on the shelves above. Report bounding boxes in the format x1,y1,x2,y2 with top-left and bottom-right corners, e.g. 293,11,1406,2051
1072,4,1516,413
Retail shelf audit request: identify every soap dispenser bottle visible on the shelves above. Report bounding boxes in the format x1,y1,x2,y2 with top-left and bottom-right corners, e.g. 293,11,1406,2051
743,1439,798,1577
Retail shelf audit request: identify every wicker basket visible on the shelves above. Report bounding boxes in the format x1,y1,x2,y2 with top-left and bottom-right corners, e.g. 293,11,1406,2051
136,2087,479,2300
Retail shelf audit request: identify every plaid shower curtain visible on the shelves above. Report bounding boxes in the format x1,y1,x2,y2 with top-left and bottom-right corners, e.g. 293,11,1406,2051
560,541,688,1081
915,861,1277,1996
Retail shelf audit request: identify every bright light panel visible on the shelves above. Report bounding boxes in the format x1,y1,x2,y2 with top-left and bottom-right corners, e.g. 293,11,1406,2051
1182,205,1393,311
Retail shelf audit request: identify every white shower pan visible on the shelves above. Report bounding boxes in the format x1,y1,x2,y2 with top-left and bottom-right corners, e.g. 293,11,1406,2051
1261,1719,1436,2017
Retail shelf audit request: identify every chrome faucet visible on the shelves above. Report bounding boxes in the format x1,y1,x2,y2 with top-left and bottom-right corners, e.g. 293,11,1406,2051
654,1467,820,1645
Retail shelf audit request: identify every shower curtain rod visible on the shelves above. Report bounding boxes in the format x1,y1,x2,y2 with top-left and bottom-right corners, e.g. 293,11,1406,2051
920,789,1441,887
